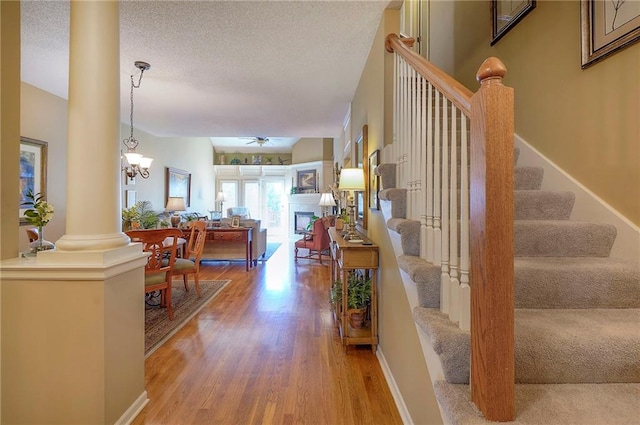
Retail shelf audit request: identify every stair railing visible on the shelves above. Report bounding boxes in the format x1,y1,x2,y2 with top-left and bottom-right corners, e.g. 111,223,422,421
385,33,515,422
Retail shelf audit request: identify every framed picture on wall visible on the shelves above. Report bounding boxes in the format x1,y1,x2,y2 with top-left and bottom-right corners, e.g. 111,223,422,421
297,169,317,193
165,167,191,207
369,149,380,210
19,137,48,225
491,0,536,45
581,0,640,68
125,190,137,208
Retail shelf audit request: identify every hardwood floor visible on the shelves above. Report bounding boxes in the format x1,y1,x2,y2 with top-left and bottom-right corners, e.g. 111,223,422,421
133,239,403,425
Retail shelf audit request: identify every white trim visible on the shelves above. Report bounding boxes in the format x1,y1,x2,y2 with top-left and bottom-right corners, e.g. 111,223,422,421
377,348,413,425
114,391,149,425
515,134,640,263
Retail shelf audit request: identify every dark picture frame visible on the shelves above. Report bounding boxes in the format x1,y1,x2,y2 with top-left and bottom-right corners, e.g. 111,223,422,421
165,167,191,207
297,169,317,193
19,137,48,225
491,0,536,45
368,149,380,210
581,0,640,68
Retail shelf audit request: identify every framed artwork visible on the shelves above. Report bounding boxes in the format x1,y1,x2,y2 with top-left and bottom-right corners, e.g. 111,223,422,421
19,137,48,225
297,169,317,193
231,215,241,228
354,125,368,230
581,0,640,68
368,149,380,210
491,0,536,45
165,167,191,207
125,190,137,208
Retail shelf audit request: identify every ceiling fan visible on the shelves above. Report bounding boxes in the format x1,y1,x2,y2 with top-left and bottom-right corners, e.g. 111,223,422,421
242,137,272,146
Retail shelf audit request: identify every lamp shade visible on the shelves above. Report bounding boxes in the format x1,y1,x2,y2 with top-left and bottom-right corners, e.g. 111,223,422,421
215,191,226,202
165,196,186,212
338,168,365,191
319,192,336,207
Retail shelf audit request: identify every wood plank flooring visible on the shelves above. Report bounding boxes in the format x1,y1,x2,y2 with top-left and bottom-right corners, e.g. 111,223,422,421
132,239,403,425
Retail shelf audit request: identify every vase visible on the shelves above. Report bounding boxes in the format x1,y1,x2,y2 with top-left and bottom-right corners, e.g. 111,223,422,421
29,226,55,254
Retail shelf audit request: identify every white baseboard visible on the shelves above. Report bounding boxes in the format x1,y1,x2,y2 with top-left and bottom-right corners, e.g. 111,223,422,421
115,391,149,425
377,348,414,425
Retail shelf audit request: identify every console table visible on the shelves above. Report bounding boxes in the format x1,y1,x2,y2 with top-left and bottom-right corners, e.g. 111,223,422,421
205,227,253,271
328,227,379,351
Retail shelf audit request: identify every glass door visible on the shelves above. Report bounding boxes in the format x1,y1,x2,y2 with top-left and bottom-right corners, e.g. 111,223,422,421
262,179,286,238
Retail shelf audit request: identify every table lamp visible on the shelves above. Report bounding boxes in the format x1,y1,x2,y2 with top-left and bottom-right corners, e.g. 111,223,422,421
215,191,226,214
338,168,365,240
319,192,336,216
165,196,186,227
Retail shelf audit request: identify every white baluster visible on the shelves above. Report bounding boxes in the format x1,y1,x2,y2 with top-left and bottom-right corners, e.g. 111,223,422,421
449,104,460,324
426,83,434,263
440,97,450,315
459,113,471,331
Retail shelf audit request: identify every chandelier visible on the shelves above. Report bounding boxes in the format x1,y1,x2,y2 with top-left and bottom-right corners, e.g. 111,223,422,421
122,61,153,179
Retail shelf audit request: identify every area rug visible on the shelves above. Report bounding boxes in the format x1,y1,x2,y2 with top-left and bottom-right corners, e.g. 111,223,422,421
145,279,231,356
264,242,282,261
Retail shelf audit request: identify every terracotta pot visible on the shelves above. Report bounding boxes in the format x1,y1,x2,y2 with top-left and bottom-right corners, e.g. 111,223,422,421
348,308,367,328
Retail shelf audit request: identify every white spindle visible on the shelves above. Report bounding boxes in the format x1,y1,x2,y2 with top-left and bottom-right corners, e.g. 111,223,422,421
459,114,471,331
449,104,460,323
420,76,428,260
433,90,442,267
440,98,450,315
426,83,434,263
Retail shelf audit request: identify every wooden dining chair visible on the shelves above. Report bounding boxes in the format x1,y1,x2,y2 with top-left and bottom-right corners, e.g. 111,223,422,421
126,228,183,320
172,221,207,297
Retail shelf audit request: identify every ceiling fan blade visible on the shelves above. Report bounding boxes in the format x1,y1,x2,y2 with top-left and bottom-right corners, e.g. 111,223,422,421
246,140,256,145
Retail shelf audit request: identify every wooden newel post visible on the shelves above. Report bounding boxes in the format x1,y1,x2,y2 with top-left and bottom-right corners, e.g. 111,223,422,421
469,57,515,422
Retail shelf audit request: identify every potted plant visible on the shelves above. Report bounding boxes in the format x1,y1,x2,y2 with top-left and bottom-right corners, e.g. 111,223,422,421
265,157,273,165
330,279,343,319
346,271,372,328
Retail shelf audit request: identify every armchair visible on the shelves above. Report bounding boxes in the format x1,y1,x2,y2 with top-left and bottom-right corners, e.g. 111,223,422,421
294,218,331,264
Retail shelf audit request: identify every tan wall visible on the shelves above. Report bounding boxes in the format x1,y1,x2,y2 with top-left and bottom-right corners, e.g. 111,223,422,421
429,1,639,225
120,127,216,217
350,9,443,425
1,1,22,261
18,83,216,252
20,83,69,252
291,137,325,163
2,267,145,423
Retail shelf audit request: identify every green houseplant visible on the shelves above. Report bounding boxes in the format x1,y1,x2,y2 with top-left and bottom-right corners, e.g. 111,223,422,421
347,271,372,328
122,201,159,231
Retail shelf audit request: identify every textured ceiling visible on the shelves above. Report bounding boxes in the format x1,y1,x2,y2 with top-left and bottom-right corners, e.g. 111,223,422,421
21,1,391,152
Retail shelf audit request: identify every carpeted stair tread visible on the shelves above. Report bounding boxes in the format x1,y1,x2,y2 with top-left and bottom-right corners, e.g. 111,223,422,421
413,308,640,384
434,381,640,425
412,308,470,384
515,308,640,383
515,257,640,309
515,220,616,257
398,255,440,308
514,190,575,220
378,188,406,218
375,163,396,189
515,166,544,190
387,219,421,256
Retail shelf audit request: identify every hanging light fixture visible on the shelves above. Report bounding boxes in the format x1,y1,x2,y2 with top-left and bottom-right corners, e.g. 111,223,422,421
122,61,153,179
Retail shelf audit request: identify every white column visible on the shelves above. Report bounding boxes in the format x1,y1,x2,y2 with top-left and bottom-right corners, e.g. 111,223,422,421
55,0,128,251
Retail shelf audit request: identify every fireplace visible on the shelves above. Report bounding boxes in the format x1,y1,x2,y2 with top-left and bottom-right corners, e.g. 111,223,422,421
294,211,315,234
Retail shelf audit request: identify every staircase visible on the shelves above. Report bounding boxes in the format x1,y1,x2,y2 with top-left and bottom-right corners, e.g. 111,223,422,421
376,150,640,424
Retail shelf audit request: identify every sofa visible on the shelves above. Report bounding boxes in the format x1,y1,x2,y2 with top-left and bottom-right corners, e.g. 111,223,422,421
200,218,267,265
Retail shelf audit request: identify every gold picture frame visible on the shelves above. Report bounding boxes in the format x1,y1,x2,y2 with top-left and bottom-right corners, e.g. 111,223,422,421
165,167,191,207
231,215,241,228
581,0,640,68
19,137,48,225
368,149,380,210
